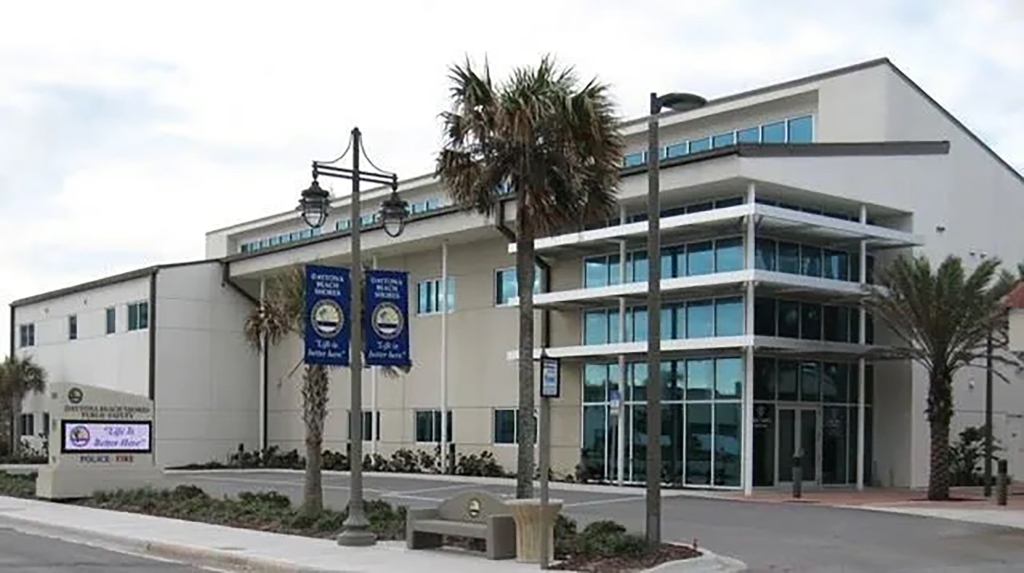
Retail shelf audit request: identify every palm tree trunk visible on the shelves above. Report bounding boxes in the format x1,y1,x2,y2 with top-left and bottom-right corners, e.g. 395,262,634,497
927,370,953,500
301,364,329,514
515,209,536,499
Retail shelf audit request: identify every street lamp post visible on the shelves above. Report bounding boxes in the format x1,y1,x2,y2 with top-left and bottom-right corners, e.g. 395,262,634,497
645,92,706,547
299,127,408,547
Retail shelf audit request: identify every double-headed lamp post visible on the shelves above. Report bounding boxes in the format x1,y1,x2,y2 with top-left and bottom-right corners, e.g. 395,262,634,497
645,92,706,547
298,127,409,547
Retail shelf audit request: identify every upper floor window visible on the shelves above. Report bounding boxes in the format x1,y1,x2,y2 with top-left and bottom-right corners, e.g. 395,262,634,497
19,413,34,437
416,277,455,315
106,307,116,334
495,266,543,306
18,323,35,348
68,315,78,341
128,301,149,331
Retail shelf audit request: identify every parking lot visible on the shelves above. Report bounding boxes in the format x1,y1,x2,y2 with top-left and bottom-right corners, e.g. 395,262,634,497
166,469,1024,572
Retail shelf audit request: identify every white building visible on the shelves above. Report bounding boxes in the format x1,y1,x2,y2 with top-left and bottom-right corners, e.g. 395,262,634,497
12,58,1024,491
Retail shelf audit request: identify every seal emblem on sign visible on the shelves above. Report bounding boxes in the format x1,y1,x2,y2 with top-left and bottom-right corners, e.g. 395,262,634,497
69,425,90,447
310,299,345,338
467,498,482,518
371,302,403,340
67,387,83,404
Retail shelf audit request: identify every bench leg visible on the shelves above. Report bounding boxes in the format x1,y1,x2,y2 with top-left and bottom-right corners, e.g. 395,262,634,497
486,519,517,560
408,530,443,550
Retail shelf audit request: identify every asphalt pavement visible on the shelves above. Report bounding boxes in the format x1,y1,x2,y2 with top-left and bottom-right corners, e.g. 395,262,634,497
0,524,206,572
167,470,1024,573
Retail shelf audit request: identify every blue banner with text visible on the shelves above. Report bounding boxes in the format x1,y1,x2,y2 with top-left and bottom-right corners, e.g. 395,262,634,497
364,269,411,367
304,265,351,366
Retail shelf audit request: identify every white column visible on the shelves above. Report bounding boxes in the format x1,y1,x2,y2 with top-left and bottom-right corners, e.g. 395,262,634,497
857,204,867,490
371,256,379,456
616,206,627,486
259,278,267,451
743,182,756,496
440,241,450,473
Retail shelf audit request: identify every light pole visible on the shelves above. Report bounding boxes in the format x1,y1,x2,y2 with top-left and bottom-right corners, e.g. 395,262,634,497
645,92,706,547
299,127,408,547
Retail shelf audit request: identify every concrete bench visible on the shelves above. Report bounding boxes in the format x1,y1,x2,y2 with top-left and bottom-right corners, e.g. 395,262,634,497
406,490,516,560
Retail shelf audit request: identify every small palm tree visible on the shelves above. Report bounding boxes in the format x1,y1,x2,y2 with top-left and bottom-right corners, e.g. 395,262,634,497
244,264,409,514
866,254,1012,500
436,55,624,498
0,355,47,454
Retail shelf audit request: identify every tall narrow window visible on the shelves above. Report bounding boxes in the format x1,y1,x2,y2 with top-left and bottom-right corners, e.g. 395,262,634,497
106,307,116,334
68,315,77,341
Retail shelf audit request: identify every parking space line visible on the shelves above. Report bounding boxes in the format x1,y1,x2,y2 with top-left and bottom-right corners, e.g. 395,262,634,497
563,496,644,509
379,483,484,497
181,474,388,494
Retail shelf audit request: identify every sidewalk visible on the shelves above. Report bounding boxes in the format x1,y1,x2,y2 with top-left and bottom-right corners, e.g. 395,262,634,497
0,495,745,572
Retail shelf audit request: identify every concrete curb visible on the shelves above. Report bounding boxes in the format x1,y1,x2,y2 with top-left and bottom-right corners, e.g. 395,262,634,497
164,468,732,499
0,511,335,573
645,547,748,572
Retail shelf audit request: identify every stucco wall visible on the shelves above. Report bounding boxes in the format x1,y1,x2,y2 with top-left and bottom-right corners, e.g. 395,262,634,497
153,263,260,466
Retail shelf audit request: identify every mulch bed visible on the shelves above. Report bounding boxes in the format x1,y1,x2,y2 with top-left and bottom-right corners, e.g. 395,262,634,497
552,543,701,572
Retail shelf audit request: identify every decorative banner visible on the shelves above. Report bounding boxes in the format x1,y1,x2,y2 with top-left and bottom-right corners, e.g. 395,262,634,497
304,265,351,366
541,356,561,398
364,269,411,367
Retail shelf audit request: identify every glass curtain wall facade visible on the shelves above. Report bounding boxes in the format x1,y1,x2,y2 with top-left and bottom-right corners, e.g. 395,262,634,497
582,357,744,487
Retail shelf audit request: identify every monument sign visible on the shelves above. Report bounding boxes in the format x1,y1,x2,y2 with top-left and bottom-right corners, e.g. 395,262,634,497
36,382,162,499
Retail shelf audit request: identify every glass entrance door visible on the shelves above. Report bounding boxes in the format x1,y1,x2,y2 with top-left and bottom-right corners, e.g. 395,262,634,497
777,407,819,485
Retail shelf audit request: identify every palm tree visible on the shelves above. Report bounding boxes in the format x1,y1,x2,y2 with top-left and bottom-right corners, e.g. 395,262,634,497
865,254,1011,500
244,264,409,514
436,55,624,498
0,355,47,455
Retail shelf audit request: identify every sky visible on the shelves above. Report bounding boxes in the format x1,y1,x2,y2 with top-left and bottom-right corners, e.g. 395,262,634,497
1,0,1022,354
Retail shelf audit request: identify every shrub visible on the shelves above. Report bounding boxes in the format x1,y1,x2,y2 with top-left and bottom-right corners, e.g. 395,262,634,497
455,451,505,477
322,450,349,471
559,518,650,560
0,471,36,498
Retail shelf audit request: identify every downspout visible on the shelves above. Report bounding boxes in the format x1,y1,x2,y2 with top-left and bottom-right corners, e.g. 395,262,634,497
8,304,15,453
148,269,158,462
219,262,265,451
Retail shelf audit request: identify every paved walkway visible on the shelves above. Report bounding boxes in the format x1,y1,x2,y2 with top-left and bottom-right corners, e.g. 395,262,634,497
0,494,742,572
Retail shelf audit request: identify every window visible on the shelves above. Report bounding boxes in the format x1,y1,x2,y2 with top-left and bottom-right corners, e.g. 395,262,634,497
686,300,714,338
737,126,760,143
823,306,849,342
754,298,777,336
19,413,34,437
778,300,800,338
18,323,35,348
715,297,744,336
801,245,823,277
127,301,149,331
689,137,711,153
42,413,50,437
584,254,621,287
787,116,814,143
106,307,116,334
68,315,77,341
762,121,786,143
686,359,714,401
755,238,777,271
347,411,381,441
493,409,537,445
801,303,822,340
414,410,453,442
715,357,743,399
712,132,735,148
715,237,744,272
777,242,801,274
665,142,688,158
824,250,849,281
416,277,455,315
623,152,645,167
687,241,714,276
495,266,542,305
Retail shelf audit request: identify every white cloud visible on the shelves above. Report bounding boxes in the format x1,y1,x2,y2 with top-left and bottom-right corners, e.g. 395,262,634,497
1,0,1023,353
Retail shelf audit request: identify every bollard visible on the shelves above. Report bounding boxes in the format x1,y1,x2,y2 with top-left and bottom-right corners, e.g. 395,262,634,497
792,454,803,499
997,459,1008,506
